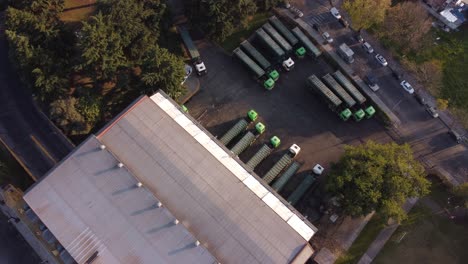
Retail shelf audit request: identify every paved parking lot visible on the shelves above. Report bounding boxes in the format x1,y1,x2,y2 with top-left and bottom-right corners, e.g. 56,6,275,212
295,0,468,184
186,40,393,217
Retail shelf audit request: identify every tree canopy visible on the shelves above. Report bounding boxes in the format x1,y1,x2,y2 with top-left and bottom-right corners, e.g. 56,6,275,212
342,0,391,31
381,1,432,51
6,0,185,138
327,141,430,223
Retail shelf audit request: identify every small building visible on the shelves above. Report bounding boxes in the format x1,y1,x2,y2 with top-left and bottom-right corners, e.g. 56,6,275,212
423,0,468,30
22,91,317,264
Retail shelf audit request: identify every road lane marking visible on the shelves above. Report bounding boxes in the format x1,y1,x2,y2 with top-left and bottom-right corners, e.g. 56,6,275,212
0,136,37,181
30,135,57,163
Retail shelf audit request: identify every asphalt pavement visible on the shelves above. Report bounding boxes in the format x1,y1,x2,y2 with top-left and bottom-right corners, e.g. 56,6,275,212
0,213,40,264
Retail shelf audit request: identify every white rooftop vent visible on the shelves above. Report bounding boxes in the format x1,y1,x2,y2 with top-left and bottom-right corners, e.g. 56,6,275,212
99,145,106,150
173,219,179,225
157,202,163,208
117,162,124,168
194,240,201,247
136,182,143,188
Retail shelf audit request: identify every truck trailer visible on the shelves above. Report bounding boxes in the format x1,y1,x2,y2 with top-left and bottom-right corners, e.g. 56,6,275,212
271,161,301,192
291,27,322,58
240,40,279,81
337,43,354,64
219,110,258,145
230,123,265,156
233,48,275,89
332,71,376,118
255,28,294,71
263,144,301,185
269,16,298,47
322,74,365,121
307,75,352,121
245,136,281,170
262,23,293,53
178,26,207,75
287,174,318,206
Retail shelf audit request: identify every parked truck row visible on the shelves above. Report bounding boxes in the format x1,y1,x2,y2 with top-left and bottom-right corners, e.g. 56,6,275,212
217,109,325,215
307,73,376,121
233,16,322,89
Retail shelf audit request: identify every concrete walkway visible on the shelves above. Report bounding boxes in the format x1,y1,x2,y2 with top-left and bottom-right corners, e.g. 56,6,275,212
357,197,418,264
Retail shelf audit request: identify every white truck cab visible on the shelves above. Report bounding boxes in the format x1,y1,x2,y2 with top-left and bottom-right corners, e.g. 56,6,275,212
282,57,295,71
313,164,324,175
289,144,301,157
194,60,207,76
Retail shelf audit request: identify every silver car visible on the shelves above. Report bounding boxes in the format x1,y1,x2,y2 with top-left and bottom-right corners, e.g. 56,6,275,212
375,54,388,66
400,80,415,94
362,42,374,53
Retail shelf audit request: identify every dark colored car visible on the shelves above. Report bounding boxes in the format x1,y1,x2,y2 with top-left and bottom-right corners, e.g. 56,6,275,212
312,23,320,31
414,93,426,105
354,34,364,43
364,74,379,91
391,69,402,80
338,18,349,28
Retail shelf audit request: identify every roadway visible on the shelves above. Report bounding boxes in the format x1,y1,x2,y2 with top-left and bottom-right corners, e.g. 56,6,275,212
296,0,468,184
0,12,74,180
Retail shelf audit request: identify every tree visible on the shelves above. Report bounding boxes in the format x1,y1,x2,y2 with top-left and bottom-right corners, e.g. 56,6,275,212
49,97,89,136
453,183,468,208
381,1,432,51
327,141,430,223
343,0,391,31
401,59,443,96
139,46,186,98
436,98,449,110
192,0,257,42
76,12,127,81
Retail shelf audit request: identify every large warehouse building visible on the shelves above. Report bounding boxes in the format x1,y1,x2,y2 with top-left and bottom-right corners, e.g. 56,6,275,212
23,92,317,263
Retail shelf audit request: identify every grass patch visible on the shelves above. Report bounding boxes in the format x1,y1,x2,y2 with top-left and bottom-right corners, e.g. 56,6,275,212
219,13,270,52
335,214,387,264
60,0,97,22
373,182,468,264
373,204,468,264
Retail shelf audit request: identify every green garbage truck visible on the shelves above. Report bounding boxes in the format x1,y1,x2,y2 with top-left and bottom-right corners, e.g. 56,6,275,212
233,47,275,90
245,136,281,170
307,75,352,121
332,71,375,118
230,123,266,156
219,110,258,146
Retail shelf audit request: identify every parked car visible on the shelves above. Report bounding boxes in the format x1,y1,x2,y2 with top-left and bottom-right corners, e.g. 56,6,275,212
400,80,415,94
312,23,320,31
364,74,380,91
290,6,303,17
448,130,462,144
354,34,364,43
426,106,439,118
362,42,374,53
391,69,402,80
330,7,341,19
414,92,426,105
375,54,388,66
338,18,349,28
322,32,333,43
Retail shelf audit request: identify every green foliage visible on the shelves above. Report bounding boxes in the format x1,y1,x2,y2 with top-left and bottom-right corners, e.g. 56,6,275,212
6,0,184,137
76,12,127,81
76,95,102,123
343,0,391,31
327,141,430,223
191,0,257,42
49,97,89,136
139,46,186,98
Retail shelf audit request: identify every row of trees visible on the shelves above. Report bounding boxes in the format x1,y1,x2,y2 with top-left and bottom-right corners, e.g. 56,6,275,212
5,0,185,137
187,0,283,42
343,0,432,52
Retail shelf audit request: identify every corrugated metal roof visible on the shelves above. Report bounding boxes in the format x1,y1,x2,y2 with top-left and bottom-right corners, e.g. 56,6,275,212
25,92,316,264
